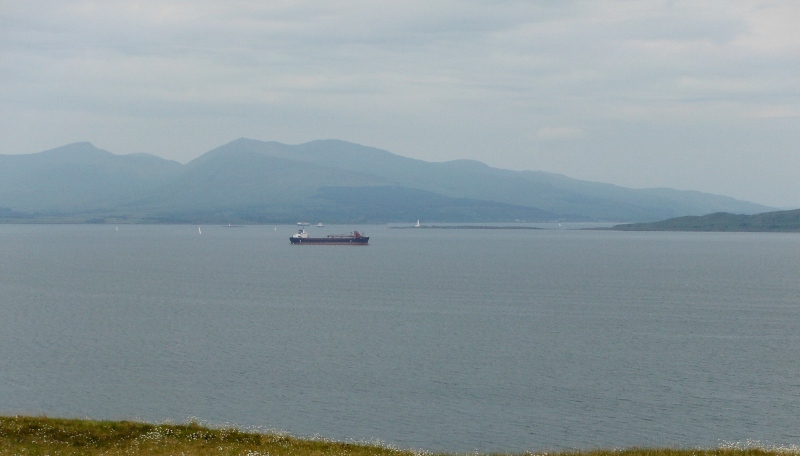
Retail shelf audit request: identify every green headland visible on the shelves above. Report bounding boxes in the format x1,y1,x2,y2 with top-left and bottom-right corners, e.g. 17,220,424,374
610,209,800,232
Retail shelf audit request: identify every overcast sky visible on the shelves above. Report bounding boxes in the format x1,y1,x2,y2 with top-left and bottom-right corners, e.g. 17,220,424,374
1,1,798,207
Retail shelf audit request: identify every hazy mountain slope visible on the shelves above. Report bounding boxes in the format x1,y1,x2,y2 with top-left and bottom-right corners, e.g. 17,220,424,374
214,138,772,221
0,142,181,212
304,186,560,223
168,139,562,222
0,138,775,223
611,209,800,232
130,147,391,213
129,146,558,223
515,171,773,220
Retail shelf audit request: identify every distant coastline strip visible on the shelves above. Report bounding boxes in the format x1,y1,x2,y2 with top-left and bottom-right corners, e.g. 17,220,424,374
391,225,542,230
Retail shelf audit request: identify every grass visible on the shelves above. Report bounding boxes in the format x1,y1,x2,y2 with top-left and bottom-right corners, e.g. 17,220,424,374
0,416,422,456
1,416,798,456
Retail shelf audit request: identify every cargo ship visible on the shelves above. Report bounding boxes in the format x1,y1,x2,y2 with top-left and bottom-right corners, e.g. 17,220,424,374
290,228,369,245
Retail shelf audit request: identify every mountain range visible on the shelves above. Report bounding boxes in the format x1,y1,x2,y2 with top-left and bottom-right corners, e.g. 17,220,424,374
0,138,774,224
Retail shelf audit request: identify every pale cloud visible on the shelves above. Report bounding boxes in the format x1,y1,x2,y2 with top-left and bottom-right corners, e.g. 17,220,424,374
533,127,584,142
1,0,799,206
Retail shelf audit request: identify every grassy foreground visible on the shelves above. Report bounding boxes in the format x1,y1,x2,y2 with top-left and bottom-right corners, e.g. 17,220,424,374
1,416,797,456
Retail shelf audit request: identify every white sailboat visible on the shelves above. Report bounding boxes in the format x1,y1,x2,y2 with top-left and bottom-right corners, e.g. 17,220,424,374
415,219,421,227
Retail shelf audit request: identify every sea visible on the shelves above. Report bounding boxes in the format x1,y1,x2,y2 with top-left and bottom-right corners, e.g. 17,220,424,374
1,224,799,452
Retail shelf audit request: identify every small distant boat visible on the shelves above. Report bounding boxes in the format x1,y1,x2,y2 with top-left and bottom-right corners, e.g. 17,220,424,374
317,222,324,227
291,228,369,245
297,222,310,226
198,226,202,235
415,219,421,227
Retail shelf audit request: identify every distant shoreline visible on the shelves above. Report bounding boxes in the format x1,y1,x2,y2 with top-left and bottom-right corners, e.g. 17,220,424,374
391,225,543,230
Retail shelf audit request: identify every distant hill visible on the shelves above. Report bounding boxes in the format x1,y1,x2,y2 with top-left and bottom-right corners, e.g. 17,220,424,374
0,139,775,224
0,142,181,213
203,139,772,221
610,209,800,232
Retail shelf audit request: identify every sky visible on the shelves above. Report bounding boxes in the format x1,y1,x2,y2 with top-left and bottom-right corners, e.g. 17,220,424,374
1,1,799,208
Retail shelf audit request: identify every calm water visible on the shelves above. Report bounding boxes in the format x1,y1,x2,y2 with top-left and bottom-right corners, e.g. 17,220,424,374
1,224,799,452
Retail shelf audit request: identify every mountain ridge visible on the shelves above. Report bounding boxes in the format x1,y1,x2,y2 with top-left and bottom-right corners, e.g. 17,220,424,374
0,139,775,223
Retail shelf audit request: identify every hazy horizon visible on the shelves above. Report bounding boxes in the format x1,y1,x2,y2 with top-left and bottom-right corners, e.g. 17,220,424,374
2,1,799,207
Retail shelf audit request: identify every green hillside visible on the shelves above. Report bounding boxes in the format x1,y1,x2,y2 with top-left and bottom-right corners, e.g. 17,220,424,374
611,209,800,232
2,415,796,456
